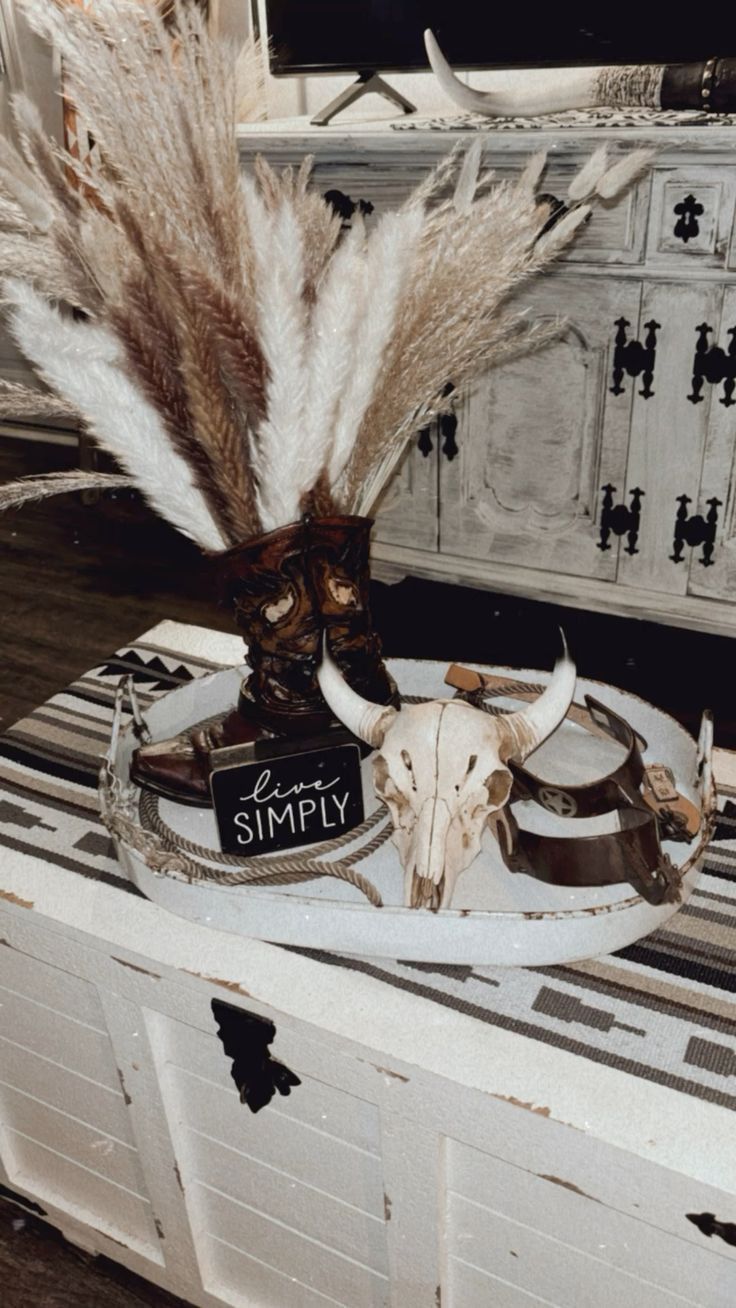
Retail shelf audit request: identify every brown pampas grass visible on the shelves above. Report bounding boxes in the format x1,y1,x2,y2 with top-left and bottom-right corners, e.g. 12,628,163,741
0,0,652,553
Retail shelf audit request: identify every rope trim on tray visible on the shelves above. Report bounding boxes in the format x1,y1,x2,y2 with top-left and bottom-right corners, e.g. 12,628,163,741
98,680,532,909
137,786,390,904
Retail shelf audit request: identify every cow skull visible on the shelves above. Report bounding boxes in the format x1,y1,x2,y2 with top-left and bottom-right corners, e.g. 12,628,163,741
318,641,576,910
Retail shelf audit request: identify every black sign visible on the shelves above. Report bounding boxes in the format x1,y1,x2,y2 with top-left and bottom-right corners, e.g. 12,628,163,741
210,731,365,857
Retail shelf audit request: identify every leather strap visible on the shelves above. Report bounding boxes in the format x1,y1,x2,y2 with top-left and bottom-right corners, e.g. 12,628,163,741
490,805,681,906
509,695,646,818
445,663,699,905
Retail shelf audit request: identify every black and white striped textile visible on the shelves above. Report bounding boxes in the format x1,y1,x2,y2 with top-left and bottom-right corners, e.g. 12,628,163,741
2,637,736,1112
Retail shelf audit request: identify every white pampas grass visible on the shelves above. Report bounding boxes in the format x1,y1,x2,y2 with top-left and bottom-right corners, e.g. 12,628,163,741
0,135,53,231
4,280,227,551
328,207,424,488
300,222,366,498
245,189,311,530
453,137,483,213
595,149,654,199
517,150,548,194
0,0,652,551
567,145,609,201
535,204,593,256
0,378,78,420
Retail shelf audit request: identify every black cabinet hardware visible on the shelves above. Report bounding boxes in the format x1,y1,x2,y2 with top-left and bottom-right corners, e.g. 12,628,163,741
212,999,301,1113
323,189,374,227
440,382,458,460
417,426,433,457
670,495,721,567
673,194,704,243
688,323,736,407
610,318,659,399
418,382,458,459
598,485,645,556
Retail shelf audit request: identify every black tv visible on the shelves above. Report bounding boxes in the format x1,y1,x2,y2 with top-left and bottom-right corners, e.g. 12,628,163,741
264,2,726,77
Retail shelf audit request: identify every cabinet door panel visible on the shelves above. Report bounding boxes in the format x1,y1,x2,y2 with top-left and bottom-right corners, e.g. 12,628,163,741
439,277,640,580
618,280,724,596
688,285,736,602
372,435,439,553
648,166,736,268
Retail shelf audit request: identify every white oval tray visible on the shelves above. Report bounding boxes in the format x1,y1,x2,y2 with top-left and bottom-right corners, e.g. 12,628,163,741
108,658,711,965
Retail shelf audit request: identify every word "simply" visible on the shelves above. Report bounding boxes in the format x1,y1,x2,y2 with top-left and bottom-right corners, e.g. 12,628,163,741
234,768,351,845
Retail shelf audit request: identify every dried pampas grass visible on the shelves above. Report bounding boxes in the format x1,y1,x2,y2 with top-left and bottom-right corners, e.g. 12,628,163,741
0,470,132,511
0,378,78,420
0,0,653,551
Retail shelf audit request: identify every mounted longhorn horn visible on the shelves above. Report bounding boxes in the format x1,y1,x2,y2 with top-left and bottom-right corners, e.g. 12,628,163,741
502,633,577,759
424,31,736,119
318,635,576,910
317,641,397,748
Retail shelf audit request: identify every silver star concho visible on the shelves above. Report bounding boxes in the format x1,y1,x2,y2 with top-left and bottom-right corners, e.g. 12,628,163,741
538,787,578,818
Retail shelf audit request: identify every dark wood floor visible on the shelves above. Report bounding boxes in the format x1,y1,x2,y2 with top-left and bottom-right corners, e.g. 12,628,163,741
0,438,234,731
1,435,734,746
0,1190,189,1307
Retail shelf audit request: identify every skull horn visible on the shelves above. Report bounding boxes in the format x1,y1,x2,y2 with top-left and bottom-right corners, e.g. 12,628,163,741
317,640,398,748
425,29,622,118
503,633,576,761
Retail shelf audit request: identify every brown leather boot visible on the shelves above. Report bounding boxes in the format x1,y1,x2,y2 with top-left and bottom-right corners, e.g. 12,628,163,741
130,516,396,804
307,515,396,706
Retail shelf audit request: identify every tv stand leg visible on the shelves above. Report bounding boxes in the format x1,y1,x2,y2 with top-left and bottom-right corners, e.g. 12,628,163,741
311,72,416,127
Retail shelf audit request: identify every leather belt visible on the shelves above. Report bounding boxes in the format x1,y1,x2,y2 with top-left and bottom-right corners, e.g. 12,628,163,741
509,695,646,818
490,804,680,906
445,665,702,907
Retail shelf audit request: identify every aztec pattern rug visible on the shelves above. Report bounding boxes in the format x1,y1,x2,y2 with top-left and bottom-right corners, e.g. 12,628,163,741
2,639,736,1111
392,108,736,132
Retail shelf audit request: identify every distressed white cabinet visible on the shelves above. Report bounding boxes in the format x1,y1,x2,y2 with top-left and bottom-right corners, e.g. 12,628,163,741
238,118,736,635
372,431,439,554
440,274,640,583
2,618,736,1307
2,893,736,1308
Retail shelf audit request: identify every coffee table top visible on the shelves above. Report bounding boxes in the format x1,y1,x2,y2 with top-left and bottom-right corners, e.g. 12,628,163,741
2,619,736,1193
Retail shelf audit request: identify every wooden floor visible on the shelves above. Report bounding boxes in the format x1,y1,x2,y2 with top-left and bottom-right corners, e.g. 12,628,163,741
0,437,233,731
1,434,735,745
0,1190,189,1307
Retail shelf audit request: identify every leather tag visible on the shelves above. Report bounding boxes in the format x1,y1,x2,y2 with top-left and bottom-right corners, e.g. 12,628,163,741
642,764,701,841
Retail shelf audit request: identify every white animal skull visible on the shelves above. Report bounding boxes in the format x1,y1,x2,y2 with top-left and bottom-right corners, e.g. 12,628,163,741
318,642,576,910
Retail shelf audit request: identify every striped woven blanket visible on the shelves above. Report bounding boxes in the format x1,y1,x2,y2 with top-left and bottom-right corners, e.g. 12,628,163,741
2,637,736,1111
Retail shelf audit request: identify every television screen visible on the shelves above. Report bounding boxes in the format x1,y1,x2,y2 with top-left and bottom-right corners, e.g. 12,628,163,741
265,2,727,77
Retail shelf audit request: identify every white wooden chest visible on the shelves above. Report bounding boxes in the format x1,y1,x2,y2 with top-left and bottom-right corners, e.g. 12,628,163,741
1,621,736,1306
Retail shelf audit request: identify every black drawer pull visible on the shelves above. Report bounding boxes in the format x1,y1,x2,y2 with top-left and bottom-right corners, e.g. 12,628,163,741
673,194,704,244
212,999,301,1113
670,495,721,567
417,426,433,457
688,324,736,407
610,318,659,399
598,485,645,556
323,188,374,227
